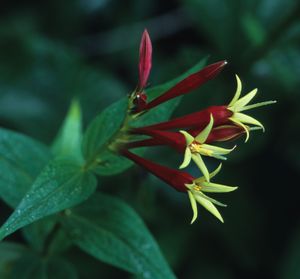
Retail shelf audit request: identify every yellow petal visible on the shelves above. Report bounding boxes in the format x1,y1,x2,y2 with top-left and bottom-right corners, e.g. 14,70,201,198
195,114,214,143
229,117,250,142
196,191,227,207
192,154,210,182
194,163,222,183
201,144,236,155
234,112,265,131
201,182,238,193
194,195,224,223
239,100,277,112
179,148,192,169
228,74,242,107
188,191,198,224
179,130,194,145
231,88,258,112
209,163,222,179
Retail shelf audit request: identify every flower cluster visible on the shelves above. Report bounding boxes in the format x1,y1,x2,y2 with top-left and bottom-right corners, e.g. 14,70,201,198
119,30,275,223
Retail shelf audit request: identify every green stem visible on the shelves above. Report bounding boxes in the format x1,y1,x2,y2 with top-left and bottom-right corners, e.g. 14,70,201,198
83,97,134,172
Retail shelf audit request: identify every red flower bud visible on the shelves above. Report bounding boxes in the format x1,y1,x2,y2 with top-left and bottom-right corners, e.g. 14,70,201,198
144,61,227,111
138,29,152,90
121,150,193,192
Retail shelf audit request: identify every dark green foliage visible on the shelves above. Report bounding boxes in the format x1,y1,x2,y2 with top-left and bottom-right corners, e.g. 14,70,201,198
0,159,97,240
61,193,176,279
0,0,299,278
0,128,51,208
11,253,78,279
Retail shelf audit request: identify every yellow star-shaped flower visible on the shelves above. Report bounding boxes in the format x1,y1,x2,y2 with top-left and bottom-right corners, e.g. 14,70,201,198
228,75,276,142
179,115,236,182
185,164,238,224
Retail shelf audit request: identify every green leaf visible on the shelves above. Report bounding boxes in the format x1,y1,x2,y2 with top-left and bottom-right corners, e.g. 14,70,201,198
52,99,83,159
82,98,128,163
45,258,78,279
0,128,61,254
21,216,57,252
61,193,176,279
0,159,97,240
11,253,78,279
184,0,240,55
0,128,51,208
92,150,133,176
46,228,73,256
0,242,27,279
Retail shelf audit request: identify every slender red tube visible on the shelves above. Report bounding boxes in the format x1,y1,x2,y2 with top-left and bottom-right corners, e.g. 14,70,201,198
144,61,227,110
121,150,193,192
134,106,232,132
126,138,162,149
128,125,245,150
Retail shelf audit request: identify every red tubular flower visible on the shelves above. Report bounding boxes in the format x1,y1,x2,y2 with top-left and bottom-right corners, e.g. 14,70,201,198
121,149,193,192
129,124,244,152
143,60,227,111
138,29,152,91
135,105,233,132
126,138,161,149
204,125,245,142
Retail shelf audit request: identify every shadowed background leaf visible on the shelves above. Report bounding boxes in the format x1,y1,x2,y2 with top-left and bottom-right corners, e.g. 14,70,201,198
0,0,299,278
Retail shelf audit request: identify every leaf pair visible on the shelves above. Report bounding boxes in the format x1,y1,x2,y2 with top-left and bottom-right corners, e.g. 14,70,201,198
0,94,177,278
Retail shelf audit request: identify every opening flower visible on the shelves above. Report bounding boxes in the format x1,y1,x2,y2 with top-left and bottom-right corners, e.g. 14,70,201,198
128,124,248,150
121,150,237,224
136,75,275,143
227,75,276,142
185,164,238,224
179,115,236,182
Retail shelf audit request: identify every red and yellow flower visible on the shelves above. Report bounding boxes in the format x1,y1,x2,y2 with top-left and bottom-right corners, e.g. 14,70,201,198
116,30,275,223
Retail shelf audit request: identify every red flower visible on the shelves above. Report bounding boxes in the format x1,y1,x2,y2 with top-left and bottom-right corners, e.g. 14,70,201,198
134,106,232,131
128,124,245,151
143,60,227,111
117,32,275,224
121,150,193,192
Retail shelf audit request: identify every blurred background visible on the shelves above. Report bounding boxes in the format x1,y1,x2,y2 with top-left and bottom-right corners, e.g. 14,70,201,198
0,0,300,278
